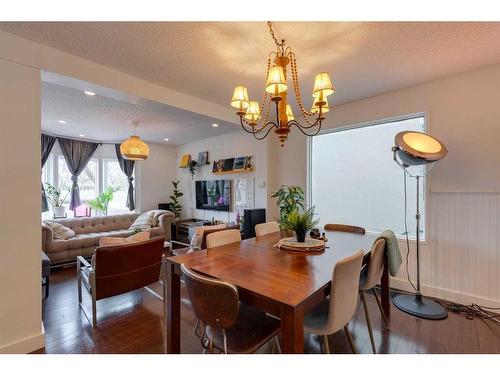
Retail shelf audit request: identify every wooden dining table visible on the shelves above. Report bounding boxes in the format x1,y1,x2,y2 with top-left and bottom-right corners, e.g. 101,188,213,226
165,230,391,354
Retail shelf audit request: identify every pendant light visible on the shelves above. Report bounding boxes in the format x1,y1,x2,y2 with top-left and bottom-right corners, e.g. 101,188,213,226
120,121,149,161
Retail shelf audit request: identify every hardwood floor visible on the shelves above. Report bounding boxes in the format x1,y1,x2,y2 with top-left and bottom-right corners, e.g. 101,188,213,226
37,267,500,354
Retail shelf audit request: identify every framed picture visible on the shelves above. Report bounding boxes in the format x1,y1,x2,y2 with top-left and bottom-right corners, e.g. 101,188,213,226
197,151,209,165
233,156,246,171
179,154,191,168
245,155,253,170
213,159,224,173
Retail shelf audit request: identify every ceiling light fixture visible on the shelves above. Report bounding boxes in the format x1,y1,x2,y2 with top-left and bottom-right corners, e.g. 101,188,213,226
164,138,169,142
212,123,219,127
230,21,334,146
120,121,149,161
79,134,85,137
84,90,96,96
58,120,67,124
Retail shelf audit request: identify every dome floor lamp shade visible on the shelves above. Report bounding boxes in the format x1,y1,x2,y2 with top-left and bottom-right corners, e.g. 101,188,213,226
392,131,448,320
120,121,149,161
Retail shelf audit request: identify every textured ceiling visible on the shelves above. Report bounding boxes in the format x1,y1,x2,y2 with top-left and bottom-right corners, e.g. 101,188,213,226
42,80,237,145
2,22,500,110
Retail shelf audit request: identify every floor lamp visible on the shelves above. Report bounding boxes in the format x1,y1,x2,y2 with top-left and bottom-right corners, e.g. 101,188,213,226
392,131,448,320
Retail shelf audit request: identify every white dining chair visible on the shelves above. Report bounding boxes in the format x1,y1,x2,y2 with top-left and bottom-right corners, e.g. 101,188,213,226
303,250,364,354
255,221,280,237
358,238,390,354
206,229,242,249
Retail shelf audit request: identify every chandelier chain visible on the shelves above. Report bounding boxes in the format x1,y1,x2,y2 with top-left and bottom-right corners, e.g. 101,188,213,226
267,21,285,48
290,54,317,125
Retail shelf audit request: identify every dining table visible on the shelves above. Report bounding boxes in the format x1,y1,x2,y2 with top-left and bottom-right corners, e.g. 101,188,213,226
164,230,391,354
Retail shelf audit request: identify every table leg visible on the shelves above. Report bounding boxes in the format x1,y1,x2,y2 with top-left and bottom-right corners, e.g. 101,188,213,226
166,262,180,353
280,306,304,353
381,258,391,319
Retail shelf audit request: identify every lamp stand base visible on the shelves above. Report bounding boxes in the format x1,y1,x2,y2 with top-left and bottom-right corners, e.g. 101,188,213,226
393,293,448,320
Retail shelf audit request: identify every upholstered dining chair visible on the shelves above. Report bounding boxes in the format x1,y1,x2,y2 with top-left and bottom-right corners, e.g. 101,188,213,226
324,224,366,235
255,221,280,237
303,250,364,354
206,229,242,249
358,238,390,354
77,237,165,327
181,264,281,354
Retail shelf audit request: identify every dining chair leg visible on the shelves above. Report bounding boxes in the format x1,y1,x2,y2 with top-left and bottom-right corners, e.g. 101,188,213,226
344,325,357,354
222,329,228,354
91,293,97,328
373,288,390,329
273,335,282,354
77,263,82,303
322,335,330,354
360,290,376,354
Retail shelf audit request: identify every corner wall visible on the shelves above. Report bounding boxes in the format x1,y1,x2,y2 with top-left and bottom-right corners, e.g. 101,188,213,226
0,59,44,353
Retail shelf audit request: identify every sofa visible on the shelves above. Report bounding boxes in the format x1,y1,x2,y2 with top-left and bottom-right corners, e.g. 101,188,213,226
42,211,175,264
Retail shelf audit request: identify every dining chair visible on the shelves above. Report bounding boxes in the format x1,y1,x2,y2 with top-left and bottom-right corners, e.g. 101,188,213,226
358,238,390,354
206,229,242,249
303,250,364,354
324,223,366,235
181,263,281,354
255,221,280,237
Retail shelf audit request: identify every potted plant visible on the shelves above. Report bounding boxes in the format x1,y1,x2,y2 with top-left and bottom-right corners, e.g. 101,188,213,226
44,183,73,217
168,180,183,240
271,185,306,233
281,207,319,243
189,160,198,179
88,186,119,216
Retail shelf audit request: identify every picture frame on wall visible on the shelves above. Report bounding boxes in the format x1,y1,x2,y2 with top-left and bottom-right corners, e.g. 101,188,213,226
179,154,191,168
233,156,246,171
197,151,209,165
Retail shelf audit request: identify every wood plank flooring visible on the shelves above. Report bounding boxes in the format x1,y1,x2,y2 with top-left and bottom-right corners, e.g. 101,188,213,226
36,267,500,354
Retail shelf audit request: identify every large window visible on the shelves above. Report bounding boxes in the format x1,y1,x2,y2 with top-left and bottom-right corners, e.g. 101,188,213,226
42,152,133,217
309,115,426,240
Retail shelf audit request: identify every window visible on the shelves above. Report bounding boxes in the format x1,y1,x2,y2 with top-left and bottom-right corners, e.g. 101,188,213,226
42,151,133,218
102,159,131,215
57,155,98,203
309,115,426,240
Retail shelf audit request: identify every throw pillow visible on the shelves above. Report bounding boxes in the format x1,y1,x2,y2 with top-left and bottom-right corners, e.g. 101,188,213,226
44,221,75,240
99,231,150,247
150,209,167,226
129,211,156,230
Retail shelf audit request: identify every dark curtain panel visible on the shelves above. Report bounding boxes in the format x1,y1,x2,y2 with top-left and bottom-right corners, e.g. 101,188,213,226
58,138,100,210
41,134,57,212
115,144,135,211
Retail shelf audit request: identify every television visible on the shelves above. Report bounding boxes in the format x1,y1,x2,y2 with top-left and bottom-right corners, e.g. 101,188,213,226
195,179,232,212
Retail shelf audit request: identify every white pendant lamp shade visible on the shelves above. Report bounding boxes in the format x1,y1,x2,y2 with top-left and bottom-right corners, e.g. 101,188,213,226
120,121,149,161
394,131,447,166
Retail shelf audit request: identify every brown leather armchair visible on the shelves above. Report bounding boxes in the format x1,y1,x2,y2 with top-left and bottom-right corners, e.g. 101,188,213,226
77,237,165,327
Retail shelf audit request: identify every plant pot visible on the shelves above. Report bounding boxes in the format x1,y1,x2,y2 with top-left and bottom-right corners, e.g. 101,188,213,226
295,230,307,243
52,206,66,218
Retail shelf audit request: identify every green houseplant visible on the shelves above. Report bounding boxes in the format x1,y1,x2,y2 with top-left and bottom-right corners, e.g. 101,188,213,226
271,185,306,228
169,180,183,218
88,186,119,216
281,206,319,243
44,183,74,217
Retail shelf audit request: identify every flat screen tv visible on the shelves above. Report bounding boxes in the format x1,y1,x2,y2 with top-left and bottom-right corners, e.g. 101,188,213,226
195,179,232,212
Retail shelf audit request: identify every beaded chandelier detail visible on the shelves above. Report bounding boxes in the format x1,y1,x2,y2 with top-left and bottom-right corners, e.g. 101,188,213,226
230,21,334,146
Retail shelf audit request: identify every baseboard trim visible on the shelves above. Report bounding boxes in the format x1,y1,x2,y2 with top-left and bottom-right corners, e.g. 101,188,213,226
0,325,45,354
391,277,500,308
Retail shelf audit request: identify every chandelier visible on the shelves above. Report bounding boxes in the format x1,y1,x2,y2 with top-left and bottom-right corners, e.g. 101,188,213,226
230,21,334,146
120,121,150,160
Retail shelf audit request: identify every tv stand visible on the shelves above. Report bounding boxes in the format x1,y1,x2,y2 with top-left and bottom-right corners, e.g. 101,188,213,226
176,218,213,243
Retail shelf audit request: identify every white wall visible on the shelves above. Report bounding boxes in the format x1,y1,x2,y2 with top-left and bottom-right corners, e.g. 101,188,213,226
269,63,500,306
176,131,269,222
0,59,44,353
136,142,178,212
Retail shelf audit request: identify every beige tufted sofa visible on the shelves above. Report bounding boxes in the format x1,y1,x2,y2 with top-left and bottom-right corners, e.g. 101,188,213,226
42,211,174,264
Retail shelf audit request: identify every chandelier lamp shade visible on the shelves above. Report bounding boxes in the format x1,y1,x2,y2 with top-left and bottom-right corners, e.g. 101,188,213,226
230,21,334,146
120,121,150,161
392,130,448,320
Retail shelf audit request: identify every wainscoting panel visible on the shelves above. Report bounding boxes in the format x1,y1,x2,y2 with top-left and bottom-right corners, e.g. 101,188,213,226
393,192,500,306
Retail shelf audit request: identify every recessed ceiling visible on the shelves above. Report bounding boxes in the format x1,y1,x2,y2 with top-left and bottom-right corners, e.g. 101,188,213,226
2,22,500,111
41,77,237,145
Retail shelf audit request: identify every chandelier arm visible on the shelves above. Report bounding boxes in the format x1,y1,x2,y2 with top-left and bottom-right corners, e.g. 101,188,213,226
240,116,278,135
287,107,323,130
252,123,278,140
288,120,323,137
